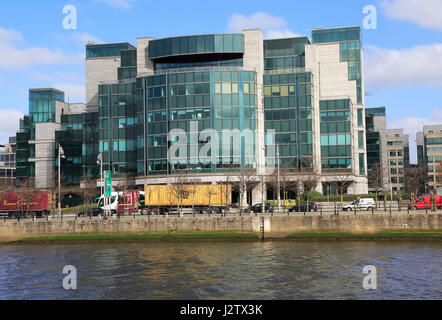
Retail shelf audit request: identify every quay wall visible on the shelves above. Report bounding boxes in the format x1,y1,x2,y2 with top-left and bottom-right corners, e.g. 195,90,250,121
0,213,441,240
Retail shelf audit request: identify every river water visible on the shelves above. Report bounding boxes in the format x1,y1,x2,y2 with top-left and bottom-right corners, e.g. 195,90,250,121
0,241,441,300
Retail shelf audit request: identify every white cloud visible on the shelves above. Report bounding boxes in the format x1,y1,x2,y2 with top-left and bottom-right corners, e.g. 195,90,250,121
382,0,442,31
265,30,303,39
0,27,83,69
365,43,442,87
26,71,85,102
28,71,83,83
0,109,23,143
388,110,442,163
227,12,303,39
96,0,131,9
51,83,85,103
71,32,103,46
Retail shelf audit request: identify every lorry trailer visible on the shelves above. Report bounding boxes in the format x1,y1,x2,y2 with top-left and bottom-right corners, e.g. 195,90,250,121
0,190,53,218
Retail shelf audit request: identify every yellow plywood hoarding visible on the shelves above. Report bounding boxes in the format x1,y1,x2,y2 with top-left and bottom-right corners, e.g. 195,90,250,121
144,184,232,206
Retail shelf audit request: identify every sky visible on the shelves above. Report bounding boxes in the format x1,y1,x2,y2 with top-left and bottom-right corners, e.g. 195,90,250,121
1,0,442,163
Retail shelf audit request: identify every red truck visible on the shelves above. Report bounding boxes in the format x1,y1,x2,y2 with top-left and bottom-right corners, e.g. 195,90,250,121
413,195,442,210
0,190,54,218
118,190,143,215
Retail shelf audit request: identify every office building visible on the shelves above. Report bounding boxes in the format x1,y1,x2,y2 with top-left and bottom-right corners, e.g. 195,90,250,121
365,107,389,190
417,125,442,192
386,129,409,192
16,26,369,201
0,137,16,187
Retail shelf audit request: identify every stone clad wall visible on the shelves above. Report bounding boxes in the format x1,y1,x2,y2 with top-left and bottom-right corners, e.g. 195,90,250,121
0,214,441,240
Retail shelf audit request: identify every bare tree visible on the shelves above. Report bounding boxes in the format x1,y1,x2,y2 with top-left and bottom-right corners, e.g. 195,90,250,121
259,174,267,213
434,161,442,187
334,174,354,210
154,186,162,213
203,184,218,211
266,165,297,212
300,160,321,211
368,162,384,208
50,171,73,213
236,167,257,214
405,163,429,204
170,173,190,215
113,173,133,195
16,178,35,218
187,178,201,214
280,167,297,212
145,185,153,207
81,176,100,216
218,177,232,214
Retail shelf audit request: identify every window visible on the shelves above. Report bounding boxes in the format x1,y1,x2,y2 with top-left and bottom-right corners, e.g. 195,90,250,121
359,153,365,175
357,109,363,126
427,137,442,145
358,131,364,148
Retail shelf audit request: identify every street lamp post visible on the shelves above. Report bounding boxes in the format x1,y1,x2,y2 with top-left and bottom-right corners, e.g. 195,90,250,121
277,145,281,211
97,152,103,196
58,145,65,218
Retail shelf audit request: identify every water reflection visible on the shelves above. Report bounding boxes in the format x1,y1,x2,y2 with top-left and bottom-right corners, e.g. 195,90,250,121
0,241,440,299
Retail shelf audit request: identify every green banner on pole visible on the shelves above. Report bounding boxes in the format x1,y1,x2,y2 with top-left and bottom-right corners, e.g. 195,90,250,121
104,171,112,196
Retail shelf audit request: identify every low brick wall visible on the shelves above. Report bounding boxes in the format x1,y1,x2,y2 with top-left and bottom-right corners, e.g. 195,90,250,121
0,213,441,241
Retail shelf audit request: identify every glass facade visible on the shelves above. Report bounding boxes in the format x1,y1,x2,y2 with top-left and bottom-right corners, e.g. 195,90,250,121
29,89,65,139
148,35,244,59
312,27,361,43
263,38,313,170
56,114,83,186
118,49,137,80
136,69,257,176
156,59,243,72
86,43,135,58
264,72,313,169
15,116,32,182
98,82,138,177
320,99,352,172
366,131,380,169
82,112,99,177
264,38,309,74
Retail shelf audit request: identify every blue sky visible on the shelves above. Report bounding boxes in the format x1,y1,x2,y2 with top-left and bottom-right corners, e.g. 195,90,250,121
1,0,442,163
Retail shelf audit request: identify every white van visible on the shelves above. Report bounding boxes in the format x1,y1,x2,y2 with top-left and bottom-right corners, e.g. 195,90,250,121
342,198,375,211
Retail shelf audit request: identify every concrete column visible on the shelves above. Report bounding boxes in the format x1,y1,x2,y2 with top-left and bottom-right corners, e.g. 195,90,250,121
136,37,155,76
86,56,121,113
252,181,267,206
243,29,265,176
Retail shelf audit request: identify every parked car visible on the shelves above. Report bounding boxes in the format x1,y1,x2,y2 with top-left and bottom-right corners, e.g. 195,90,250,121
250,203,274,213
78,207,103,217
193,206,223,214
342,198,375,211
289,202,318,212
